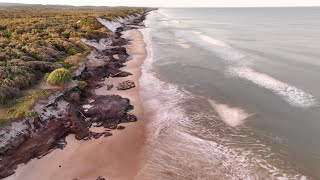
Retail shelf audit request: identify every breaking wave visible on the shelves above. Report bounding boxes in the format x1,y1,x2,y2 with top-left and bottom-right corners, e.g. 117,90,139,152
226,66,316,107
136,20,310,180
174,30,316,108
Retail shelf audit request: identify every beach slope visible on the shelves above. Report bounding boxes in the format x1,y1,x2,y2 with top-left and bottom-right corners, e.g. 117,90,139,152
7,29,147,180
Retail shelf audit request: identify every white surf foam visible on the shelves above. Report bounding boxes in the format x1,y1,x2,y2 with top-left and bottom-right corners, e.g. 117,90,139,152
226,66,317,107
176,31,252,67
137,18,309,179
170,20,181,24
176,30,317,108
176,38,192,49
208,99,253,127
198,34,229,47
139,27,192,141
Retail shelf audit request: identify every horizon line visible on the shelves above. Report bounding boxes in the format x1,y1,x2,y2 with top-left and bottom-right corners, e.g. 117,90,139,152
1,2,320,8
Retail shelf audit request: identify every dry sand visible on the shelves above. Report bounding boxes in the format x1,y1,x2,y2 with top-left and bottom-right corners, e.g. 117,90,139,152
8,29,147,180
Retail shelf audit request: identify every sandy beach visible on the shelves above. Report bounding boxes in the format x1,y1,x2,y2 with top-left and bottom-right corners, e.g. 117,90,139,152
8,29,147,180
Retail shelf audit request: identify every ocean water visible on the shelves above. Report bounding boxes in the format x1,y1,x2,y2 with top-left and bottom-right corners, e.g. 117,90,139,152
137,8,320,179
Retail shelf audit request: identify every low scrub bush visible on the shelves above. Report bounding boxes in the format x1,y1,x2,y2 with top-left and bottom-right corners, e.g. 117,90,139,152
24,110,38,118
0,6,147,115
0,118,8,126
77,81,88,90
46,68,72,85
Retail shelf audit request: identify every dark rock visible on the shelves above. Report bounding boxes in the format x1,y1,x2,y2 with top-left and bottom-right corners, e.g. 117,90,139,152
92,133,104,139
73,67,93,81
57,140,67,149
116,80,135,90
95,83,104,89
96,176,106,180
117,125,125,130
127,114,137,122
109,124,118,129
106,83,113,90
104,132,113,137
82,136,90,141
102,47,129,63
111,71,132,78
102,47,127,56
111,37,128,46
79,95,135,128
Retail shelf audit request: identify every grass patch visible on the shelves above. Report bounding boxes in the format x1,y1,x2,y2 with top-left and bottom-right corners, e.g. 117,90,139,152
0,89,54,120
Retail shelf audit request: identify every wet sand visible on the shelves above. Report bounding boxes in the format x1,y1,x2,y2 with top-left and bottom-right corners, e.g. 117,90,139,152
8,29,147,180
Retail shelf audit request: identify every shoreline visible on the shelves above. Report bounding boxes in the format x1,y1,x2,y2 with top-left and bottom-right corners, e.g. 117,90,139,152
8,29,148,180
0,11,151,179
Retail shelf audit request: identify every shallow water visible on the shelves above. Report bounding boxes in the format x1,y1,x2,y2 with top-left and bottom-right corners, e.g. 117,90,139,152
138,8,320,179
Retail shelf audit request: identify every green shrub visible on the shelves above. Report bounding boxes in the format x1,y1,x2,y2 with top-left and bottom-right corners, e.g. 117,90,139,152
58,61,72,69
0,29,12,38
24,110,38,118
46,68,72,85
0,118,8,126
67,47,77,55
77,81,88,90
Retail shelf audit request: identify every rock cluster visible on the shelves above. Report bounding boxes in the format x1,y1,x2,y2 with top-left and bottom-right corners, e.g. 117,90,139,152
116,80,135,90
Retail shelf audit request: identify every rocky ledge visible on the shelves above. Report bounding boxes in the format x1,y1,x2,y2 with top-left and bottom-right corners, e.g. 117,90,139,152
0,10,150,179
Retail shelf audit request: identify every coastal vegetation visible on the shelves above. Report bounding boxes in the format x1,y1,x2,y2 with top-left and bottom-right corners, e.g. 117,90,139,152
0,88,53,119
77,81,88,90
0,5,146,123
46,68,72,85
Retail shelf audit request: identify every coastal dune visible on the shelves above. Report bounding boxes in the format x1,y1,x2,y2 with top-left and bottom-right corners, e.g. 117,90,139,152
8,29,147,180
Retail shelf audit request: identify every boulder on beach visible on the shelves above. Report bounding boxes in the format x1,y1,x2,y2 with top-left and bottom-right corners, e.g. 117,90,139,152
116,80,135,90
106,83,114,90
111,70,132,77
96,176,106,180
79,95,135,128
